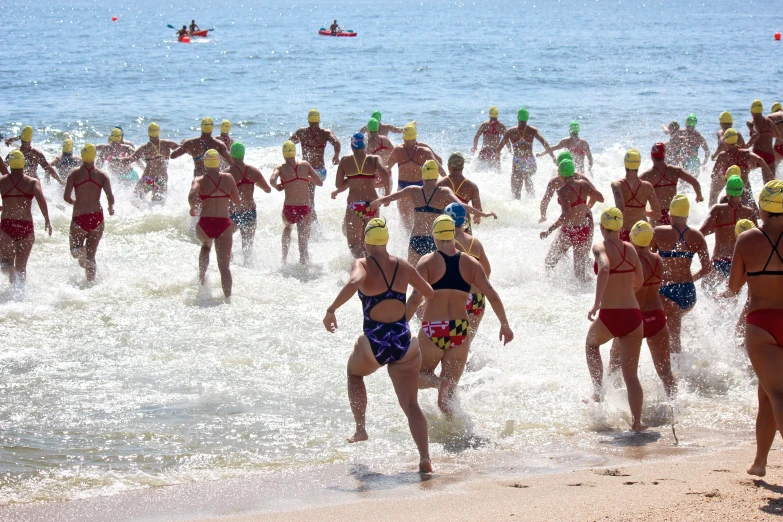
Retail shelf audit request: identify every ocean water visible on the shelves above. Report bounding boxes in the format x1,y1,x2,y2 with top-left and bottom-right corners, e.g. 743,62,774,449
0,0,780,506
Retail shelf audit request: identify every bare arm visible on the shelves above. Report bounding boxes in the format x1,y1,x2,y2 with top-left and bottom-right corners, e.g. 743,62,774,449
646,184,662,221
677,169,703,202
472,123,487,152
611,182,625,213
63,173,75,205
103,175,115,215
370,186,414,209
534,129,556,162
188,178,201,213
588,245,609,319
585,142,594,171
323,260,366,332
376,158,392,194
537,138,565,159
496,131,511,155
750,154,775,184
38,153,63,184
540,187,571,238
699,134,710,163
252,168,272,193
305,163,324,187
269,167,283,192
33,180,52,236
406,261,434,299
632,251,643,292
539,178,558,223
170,140,191,159
727,238,748,294
692,234,711,281
470,262,514,345
328,131,341,165
698,206,718,237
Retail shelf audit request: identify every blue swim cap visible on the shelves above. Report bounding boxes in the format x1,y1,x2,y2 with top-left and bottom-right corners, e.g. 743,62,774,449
444,202,467,227
351,133,365,150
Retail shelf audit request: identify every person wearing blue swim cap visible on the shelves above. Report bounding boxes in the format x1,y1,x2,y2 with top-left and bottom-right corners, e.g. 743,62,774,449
446,202,492,339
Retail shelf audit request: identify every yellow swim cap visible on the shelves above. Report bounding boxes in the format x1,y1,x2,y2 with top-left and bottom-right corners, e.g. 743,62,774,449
221,120,231,133
723,128,738,145
600,207,624,231
8,150,25,170
630,221,654,247
148,122,160,138
421,159,439,180
364,218,389,246
669,194,690,217
109,127,123,143
624,148,641,170
719,111,733,124
759,180,783,214
773,102,783,113
432,215,456,240
204,149,220,169
308,109,320,123
81,143,96,163
489,106,499,118
751,99,763,114
201,117,214,132
735,219,756,237
20,126,33,142
62,139,74,153
282,140,297,159
724,164,741,181
402,123,417,141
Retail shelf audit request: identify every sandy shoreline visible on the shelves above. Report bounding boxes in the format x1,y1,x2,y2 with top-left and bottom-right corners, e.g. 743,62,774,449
3,435,782,521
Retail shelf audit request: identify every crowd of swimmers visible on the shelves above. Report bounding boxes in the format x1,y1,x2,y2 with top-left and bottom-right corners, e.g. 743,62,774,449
2,100,783,474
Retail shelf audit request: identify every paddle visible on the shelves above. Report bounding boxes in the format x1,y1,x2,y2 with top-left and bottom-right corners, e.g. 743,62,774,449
167,24,176,29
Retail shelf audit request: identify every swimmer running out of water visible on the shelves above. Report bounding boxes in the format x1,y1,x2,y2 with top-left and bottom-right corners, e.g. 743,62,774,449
120,123,179,202
472,106,507,172
171,117,233,177
323,218,434,473
63,144,115,281
226,142,271,259
541,121,594,175
586,207,644,430
497,108,555,199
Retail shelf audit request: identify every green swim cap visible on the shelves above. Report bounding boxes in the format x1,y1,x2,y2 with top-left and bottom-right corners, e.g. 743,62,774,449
569,121,580,134
726,175,744,197
518,108,529,122
686,113,697,128
557,151,573,164
230,142,245,159
367,118,380,132
371,110,382,122
558,159,575,177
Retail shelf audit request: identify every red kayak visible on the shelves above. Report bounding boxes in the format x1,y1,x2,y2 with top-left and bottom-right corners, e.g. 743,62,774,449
191,30,209,37
318,29,357,37
178,34,191,43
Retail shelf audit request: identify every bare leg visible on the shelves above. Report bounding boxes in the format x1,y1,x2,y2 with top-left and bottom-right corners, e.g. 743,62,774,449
573,236,591,281
307,183,318,222
661,297,683,354
436,341,470,416
608,338,621,376
749,384,776,477
510,169,523,200
746,325,783,477
647,325,677,398
388,339,431,472
346,336,381,443
522,172,535,198
281,224,292,263
11,235,34,284
69,223,88,268
240,223,256,259
83,225,105,282
585,317,614,402
198,245,210,285
214,230,233,298
297,217,312,264
544,231,570,273
618,326,644,430
345,209,365,259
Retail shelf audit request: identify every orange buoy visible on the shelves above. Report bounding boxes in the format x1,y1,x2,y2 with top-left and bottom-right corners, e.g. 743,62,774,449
775,32,781,41
180,35,191,43
112,16,117,22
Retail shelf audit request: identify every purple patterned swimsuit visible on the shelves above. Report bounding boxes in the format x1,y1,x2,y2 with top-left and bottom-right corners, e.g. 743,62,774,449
358,258,411,366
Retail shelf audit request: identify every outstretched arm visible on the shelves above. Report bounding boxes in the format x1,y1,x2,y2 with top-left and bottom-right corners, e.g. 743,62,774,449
370,186,412,209
170,141,190,159
537,138,565,160
699,207,717,237
472,123,486,152
323,260,366,332
678,169,703,202
253,169,272,193
535,130,556,162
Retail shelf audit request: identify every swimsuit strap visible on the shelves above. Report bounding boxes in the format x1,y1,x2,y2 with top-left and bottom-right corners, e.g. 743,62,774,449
715,203,740,228
2,173,34,199
201,174,230,198
607,241,636,274
622,179,645,208
640,255,661,286
449,177,467,198
652,164,677,188
422,186,438,206
566,183,586,207
281,162,307,186
368,256,399,291
672,225,692,252
74,165,102,190
349,155,372,178
749,230,783,276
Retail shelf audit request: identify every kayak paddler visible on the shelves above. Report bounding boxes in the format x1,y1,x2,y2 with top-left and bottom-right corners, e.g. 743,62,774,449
177,26,190,38
330,20,341,35
189,20,200,33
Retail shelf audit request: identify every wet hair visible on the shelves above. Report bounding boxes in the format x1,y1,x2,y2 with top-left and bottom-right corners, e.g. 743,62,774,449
668,121,680,132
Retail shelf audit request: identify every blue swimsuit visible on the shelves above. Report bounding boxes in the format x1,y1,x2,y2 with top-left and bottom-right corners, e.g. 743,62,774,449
658,226,697,310
358,258,411,366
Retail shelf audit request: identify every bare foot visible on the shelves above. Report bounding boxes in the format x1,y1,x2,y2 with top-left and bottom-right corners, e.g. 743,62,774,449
631,423,646,432
347,429,368,443
747,462,766,477
419,458,433,473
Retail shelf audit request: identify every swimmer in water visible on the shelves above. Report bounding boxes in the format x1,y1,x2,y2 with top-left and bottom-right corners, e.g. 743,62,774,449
540,121,594,175
187,149,240,299
699,175,756,285
471,106,508,172
332,133,391,258
650,194,710,355
170,117,233,178
96,127,138,185
611,148,662,241
711,129,772,208
0,151,52,285
323,218,434,473
3,126,63,184
639,142,703,226
446,203,491,339
496,108,556,199
364,118,394,168
679,114,710,177
712,112,746,160
747,100,778,171
407,215,514,415
51,139,81,181
437,153,483,230
227,142,271,259
63,144,115,282
385,124,447,232
726,181,783,477
120,123,180,202
217,120,234,171
288,109,341,222
371,160,495,266
359,111,405,137
661,121,685,165
269,141,323,264
540,150,598,223
540,159,604,281
585,207,644,429
608,221,677,399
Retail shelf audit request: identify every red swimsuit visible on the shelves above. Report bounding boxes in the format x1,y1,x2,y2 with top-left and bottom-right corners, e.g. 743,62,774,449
0,174,35,241
198,175,232,239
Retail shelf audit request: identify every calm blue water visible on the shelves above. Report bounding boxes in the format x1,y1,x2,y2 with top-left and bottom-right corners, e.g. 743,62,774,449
0,0,780,507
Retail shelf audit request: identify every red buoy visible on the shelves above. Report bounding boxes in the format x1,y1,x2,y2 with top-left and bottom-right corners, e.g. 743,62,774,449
112,16,117,22
775,32,781,41
180,35,191,43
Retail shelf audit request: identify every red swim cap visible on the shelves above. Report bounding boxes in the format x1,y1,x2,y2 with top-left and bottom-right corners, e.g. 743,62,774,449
651,142,666,159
